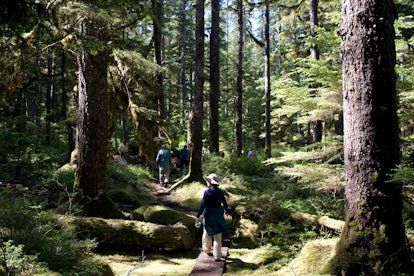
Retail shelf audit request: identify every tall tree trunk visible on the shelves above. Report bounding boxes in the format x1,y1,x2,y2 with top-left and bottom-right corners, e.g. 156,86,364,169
209,0,220,154
45,51,54,145
264,0,271,158
152,0,164,139
61,48,74,157
180,1,187,127
187,68,194,146
235,0,243,157
325,0,413,274
74,11,109,200
188,0,204,182
308,0,322,144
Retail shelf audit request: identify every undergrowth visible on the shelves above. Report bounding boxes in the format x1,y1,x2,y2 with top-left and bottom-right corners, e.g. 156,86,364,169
0,188,107,275
0,141,413,275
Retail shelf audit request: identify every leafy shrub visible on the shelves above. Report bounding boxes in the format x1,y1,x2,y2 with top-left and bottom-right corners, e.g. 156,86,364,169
0,240,43,275
0,188,106,275
203,154,266,177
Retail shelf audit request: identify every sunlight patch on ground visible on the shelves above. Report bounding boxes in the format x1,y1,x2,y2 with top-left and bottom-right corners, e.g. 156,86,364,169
224,239,337,276
103,254,195,276
271,238,337,276
230,245,273,263
224,246,274,275
170,181,205,211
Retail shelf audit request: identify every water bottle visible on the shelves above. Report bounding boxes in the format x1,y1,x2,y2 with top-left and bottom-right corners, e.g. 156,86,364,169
195,218,202,228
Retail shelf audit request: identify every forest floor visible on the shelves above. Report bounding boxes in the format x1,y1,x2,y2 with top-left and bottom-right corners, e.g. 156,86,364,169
100,179,201,276
73,157,342,276
150,181,197,216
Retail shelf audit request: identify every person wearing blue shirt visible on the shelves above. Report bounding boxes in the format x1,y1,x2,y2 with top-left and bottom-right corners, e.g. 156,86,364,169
155,145,172,186
196,173,228,261
179,145,190,173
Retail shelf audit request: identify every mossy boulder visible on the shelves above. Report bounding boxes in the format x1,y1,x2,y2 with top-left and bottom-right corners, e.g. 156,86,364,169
275,238,337,275
131,205,201,243
63,216,192,251
130,206,146,221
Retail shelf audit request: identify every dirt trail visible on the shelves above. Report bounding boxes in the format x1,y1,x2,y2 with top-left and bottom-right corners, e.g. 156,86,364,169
150,182,197,216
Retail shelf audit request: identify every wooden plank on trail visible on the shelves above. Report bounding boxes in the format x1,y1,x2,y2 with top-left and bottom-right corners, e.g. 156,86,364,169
188,246,229,276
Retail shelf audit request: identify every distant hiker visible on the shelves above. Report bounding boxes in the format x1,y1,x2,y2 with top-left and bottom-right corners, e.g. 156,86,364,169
247,148,255,157
179,145,190,173
195,173,228,262
155,145,172,186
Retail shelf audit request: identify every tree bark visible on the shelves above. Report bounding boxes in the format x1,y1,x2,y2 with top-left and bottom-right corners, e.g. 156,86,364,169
209,0,220,154
188,0,204,182
309,0,322,144
74,8,109,200
264,0,271,158
325,0,414,274
235,0,243,157
152,0,164,149
152,0,164,120
180,2,188,126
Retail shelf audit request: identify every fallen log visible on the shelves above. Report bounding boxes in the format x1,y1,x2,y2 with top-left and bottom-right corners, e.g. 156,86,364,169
289,211,344,232
250,205,345,233
60,216,193,251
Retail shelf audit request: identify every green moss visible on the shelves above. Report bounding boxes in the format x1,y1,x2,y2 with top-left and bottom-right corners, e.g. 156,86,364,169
132,205,201,243
107,189,139,205
83,193,126,219
275,238,337,275
323,215,413,275
257,205,291,232
371,171,381,184
130,206,146,220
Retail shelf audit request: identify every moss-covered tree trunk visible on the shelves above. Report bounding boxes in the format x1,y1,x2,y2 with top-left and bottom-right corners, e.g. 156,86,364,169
74,3,109,200
325,0,413,274
188,0,204,182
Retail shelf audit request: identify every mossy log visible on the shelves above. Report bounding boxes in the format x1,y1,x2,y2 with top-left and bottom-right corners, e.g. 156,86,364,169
61,216,193,251
289,211,344,232
256,205,344,233
130,205,201,243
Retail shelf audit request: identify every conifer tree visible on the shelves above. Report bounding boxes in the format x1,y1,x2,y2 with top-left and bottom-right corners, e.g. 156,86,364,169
209,0,220,154
188,0,205,181
235,0,244,156
264,0,271,158
74,1,110,200
325,0,414,273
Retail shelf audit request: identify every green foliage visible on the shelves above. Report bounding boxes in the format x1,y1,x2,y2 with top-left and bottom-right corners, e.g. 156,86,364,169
258,220,319,265
390,166,414,225
203,154,267,178
0,116,70,181
105,163,157,207
0,0,412,273
0,240,42,275
0,188,105,275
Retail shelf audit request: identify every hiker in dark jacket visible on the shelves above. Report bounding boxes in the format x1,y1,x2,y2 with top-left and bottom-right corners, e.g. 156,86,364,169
196,173,228,261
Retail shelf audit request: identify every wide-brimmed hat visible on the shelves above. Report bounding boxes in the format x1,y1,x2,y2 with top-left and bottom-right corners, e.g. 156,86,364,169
205,173,220,185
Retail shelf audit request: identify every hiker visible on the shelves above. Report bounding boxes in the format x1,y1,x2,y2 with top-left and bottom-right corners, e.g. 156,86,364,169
195,173,228,261
179,145,190,173
155,144,172,186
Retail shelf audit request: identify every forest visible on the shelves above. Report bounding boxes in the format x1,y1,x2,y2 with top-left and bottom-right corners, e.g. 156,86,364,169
0,0,414,275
